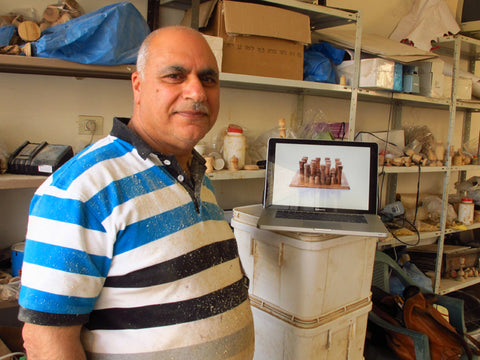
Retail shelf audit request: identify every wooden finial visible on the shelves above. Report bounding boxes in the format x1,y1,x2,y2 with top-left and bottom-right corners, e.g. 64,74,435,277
278,118,286,138
229,155,239,171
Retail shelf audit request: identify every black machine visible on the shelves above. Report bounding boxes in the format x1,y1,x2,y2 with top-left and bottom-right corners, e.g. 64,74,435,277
8,141,73,176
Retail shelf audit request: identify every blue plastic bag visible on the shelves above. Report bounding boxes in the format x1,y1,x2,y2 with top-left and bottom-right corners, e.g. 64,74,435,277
32,2,150,65
0,25,15,47
389,261,434,296
303,42,346,83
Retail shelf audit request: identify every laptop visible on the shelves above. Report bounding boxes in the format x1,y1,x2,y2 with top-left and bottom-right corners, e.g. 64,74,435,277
257,138,388,238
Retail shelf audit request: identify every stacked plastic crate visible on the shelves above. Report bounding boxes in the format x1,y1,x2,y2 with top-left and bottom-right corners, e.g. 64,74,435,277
231,204,378,360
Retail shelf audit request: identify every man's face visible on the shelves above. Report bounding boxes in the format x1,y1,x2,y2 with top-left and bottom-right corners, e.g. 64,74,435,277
132,29,220,155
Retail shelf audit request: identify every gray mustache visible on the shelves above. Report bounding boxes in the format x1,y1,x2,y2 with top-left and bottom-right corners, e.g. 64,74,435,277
175,102,210,115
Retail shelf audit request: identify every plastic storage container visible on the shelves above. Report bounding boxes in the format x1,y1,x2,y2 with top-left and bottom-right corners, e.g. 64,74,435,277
231,204,377,318
458,198,474,225
251,295,371,360
223,124,246,170
11,241,25,277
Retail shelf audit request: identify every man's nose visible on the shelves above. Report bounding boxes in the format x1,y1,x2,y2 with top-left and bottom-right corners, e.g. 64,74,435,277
183,76,207,102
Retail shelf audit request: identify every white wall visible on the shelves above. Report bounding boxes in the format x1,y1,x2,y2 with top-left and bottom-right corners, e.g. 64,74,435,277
0,0,478,248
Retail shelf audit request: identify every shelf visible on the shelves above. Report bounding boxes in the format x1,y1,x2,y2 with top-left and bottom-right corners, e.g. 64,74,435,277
433,35,480,60
245,0,357,30
0,170,264,189
0,174,47,189
451,165,480,172
0,54,135,80
378,222,480,249
379,165,480,174
207,169,265,180
3,55,480,111
380,166,448,174
438,276,480,295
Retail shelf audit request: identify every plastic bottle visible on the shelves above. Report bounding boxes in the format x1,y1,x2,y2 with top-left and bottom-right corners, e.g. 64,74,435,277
458,198,474,225
223,124,246,170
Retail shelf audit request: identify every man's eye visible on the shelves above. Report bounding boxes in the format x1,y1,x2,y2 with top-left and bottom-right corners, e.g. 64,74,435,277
201,76,218,86
164,73,184,82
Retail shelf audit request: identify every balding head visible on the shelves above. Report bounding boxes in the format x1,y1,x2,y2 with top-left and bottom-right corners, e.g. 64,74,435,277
136,26,217,80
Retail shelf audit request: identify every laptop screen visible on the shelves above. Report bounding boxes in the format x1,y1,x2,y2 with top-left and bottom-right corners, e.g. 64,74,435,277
264,138,379,214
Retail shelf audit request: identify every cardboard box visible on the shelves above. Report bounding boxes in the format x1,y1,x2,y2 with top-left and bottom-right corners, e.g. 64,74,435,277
443,75,473,99
413,58,445,98
336,58,402,91
201,0,311,80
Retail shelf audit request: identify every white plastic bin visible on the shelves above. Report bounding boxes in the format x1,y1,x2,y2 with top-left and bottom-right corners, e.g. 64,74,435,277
251,295,371,360
232,204,377,319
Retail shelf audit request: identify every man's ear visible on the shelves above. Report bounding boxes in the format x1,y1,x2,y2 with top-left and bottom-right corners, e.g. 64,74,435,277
131,72,142,105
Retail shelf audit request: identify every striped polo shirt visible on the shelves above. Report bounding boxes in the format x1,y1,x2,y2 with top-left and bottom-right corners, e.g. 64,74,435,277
18,118,254,359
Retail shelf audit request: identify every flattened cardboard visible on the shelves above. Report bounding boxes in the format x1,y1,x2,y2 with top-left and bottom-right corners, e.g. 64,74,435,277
202,34,223,71
315,28,437,63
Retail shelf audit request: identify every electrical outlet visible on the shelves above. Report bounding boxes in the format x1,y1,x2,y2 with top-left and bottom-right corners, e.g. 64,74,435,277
78,115,103,135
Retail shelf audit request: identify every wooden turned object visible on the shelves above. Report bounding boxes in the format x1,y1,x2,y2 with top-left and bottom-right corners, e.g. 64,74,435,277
18,21,41,41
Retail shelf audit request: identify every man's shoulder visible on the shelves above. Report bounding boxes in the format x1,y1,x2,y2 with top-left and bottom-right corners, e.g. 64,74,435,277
44,136,142,193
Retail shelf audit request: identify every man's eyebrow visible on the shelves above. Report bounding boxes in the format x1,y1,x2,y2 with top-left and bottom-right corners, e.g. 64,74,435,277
198,68,219,78
162,65,187,73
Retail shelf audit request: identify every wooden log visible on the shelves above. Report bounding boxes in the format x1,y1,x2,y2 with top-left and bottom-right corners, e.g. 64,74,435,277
39,21,52,32
43,6,60,23
17,21,41,42
11,15,23,28
53,13,72,26
411,153,422,164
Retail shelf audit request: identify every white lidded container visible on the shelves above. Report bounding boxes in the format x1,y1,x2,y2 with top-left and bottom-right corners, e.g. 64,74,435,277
251,296,371,360
223,124,246,170
231,204,377,319
458,198,474,225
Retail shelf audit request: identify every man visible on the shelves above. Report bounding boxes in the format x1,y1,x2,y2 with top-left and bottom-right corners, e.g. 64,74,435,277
18,26,255,359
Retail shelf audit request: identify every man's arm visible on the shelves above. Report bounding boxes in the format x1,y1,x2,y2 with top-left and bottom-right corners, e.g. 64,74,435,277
22,323,86,360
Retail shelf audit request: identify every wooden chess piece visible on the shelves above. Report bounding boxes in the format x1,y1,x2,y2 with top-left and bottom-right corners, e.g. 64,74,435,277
230,155,239,171
456,257,466,282
278,118,286,138
204,156,214,174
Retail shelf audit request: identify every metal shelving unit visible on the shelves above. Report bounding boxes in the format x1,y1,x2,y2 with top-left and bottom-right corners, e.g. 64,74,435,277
3,4,480,298
379,35,480,295
1,1,362,188
431,35,480,295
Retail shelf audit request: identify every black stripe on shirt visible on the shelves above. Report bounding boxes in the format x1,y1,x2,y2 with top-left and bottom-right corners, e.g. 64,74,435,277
104,238,239,288
18,306,90,326
86,277,249,330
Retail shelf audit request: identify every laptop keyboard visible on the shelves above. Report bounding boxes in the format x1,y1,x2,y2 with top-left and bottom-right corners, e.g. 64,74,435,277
275,210,367,224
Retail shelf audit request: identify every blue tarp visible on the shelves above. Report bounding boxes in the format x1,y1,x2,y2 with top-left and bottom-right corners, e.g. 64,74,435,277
0,25,15,47
303,42,346,83
32,2,150,65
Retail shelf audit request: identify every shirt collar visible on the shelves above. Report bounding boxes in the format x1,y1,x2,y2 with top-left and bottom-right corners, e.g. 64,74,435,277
110,117,206,166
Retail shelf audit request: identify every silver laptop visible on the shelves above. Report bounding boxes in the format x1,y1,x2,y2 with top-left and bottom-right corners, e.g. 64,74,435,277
257,138,388,238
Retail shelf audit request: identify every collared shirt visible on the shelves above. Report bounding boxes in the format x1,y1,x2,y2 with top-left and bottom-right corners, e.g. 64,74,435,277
112,117,206,212
18,117,255,359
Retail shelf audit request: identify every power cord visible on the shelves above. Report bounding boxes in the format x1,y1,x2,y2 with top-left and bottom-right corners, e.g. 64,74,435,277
0,352,26,360
85,119,97,147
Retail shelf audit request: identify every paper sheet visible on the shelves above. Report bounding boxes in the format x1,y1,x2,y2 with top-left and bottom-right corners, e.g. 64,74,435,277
389,0,460,51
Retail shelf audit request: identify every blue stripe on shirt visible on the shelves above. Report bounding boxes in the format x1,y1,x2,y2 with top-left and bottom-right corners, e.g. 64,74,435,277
24,240,111,277
114,202,199,255
86,167,175,221
20,285,97,315
113,201,226,256
52,139,135,191
29,194,106,232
